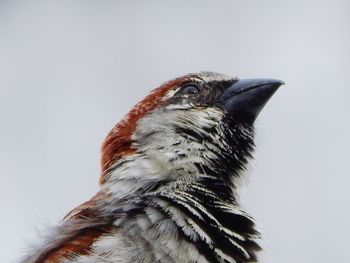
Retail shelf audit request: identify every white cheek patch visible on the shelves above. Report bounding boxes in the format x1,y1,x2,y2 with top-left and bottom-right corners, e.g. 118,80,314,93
134,107,224,168
103,107,229,199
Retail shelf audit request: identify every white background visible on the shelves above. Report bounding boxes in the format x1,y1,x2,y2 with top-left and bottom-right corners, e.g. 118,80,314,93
1,1,349,262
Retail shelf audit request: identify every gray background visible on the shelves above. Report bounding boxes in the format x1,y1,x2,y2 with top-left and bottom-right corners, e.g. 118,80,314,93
1,1,349,262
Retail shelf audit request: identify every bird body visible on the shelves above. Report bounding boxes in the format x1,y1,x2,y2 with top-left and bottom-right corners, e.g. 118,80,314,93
21,72,283,263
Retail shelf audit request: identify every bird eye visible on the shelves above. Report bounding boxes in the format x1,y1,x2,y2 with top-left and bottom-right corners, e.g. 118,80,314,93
180,84,200,95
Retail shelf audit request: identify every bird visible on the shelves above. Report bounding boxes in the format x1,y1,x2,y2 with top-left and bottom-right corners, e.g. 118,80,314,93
21,72,283,263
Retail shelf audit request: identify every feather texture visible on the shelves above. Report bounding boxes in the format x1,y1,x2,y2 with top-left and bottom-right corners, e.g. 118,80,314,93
21,72,282,263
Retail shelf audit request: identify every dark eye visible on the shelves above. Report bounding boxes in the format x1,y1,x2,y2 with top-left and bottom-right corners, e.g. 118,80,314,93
180,84,200,95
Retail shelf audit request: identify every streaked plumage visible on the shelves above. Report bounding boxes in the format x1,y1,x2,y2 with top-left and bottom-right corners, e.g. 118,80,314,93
21,72,283,263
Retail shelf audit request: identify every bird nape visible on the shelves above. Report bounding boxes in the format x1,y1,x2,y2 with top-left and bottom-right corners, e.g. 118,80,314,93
22,72,283,263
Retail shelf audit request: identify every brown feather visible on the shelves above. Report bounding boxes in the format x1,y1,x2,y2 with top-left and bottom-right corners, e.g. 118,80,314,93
35,226,110,263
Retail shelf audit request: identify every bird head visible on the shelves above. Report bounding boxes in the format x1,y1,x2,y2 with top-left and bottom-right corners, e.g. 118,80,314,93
100,72,282,198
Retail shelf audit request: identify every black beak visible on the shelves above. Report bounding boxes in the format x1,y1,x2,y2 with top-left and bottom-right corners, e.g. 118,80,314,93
218,78,284,122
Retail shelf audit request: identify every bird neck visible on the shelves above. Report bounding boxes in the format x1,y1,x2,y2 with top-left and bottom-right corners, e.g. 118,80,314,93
104,173,261,263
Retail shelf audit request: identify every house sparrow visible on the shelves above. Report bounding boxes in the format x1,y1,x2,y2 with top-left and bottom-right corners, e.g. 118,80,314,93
22,72,283,263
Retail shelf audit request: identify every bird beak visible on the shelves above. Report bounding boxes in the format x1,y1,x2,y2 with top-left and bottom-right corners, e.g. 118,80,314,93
218,78,284,122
